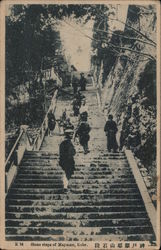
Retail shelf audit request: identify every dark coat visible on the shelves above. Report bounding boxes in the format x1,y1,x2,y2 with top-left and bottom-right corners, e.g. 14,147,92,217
48,112,56,131
80,76,87,91
72,99,80,116
59,139,76,179
76,122,91,146
75,92,85,106
80,111,88,121
104,120,118,151
72,77,79,93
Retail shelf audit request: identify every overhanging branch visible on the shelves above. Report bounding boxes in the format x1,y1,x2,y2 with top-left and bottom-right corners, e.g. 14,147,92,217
93,7,156,46
62,19,156,62
107,17,156,46
92,27,156,47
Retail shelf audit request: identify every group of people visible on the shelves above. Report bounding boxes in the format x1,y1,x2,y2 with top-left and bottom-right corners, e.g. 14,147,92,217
72,72,87,94
59,78,92,190
48,78,119,191
47,108,74,136
59,113,118,191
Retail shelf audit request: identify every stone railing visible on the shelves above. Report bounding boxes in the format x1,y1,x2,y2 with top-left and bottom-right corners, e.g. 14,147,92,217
125,149,156,237
5,89,58,194
5,125,32,193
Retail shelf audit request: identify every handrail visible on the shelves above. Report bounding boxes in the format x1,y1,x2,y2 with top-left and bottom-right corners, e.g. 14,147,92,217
5,130,24,171
32,88,58,151
5,125,30,193
5,88,58,193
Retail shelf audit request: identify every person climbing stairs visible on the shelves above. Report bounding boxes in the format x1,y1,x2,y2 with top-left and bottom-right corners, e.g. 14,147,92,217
5,86,156,242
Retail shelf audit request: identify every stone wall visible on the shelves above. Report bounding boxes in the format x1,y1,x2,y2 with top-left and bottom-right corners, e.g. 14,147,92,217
92,5,157,205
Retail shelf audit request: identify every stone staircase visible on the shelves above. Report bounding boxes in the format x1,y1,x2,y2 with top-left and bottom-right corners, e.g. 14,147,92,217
5,150,155,241
5,86,156,242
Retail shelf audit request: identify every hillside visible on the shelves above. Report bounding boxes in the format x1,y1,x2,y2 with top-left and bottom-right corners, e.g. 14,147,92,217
92,5,157,205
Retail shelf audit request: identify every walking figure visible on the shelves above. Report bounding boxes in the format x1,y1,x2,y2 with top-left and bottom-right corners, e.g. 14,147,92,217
62,109,67,121
75,91,85,107
79,99,88,122
79,73,87,91
75,119,91,154
72,76,79,94
72,98,80,117
47,110,56,136
104,114,118,152
58,109,67,135
59,129,76,191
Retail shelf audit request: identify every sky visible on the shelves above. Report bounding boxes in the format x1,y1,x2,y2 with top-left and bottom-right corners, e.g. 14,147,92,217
59,5,128,72
6,4,128,72
59,19,94,72
110,5,128,31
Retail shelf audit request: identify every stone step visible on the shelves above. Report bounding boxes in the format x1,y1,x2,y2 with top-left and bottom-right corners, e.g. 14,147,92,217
22,156,58,161
6,211,148,220
6,198,143,207
5,225,154,235
76,162,128,166
18,170,64,175
25,151,57,156
14,179,63,184
16,177,63,182
6,205,146,213
5,233,155,241
9,188,139,195
95,166,131,171
11,182,138,189
18,169,116,175
73,166,130,171
6,218,150,228
22,155,57,159
14,179,136,185
92,159,127,163
21,160,127,165
93,153,126,157
17,173,63,179
20,162,58,166
16,174,134,180
94,157,126,160
68,188,139,194
18,167,63,172
18,166,131,173
19,165,114,171
6,193,141,200
100,152,125,156
70,178,136,184
18,168,132,174
83,154,127,160
68,183,138,188
91,157,127,161
22,155,127,159
91,162,126,166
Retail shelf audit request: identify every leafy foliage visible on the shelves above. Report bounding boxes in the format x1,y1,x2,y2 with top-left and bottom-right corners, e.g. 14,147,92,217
6,5,61,93
138,60,156,105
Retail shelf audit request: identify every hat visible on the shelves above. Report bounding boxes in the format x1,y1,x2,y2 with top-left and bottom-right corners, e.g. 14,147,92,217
108,114,113,119
64,129,74,134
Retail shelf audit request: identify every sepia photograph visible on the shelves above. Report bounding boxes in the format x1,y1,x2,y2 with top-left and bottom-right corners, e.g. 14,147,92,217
0,0,160,249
